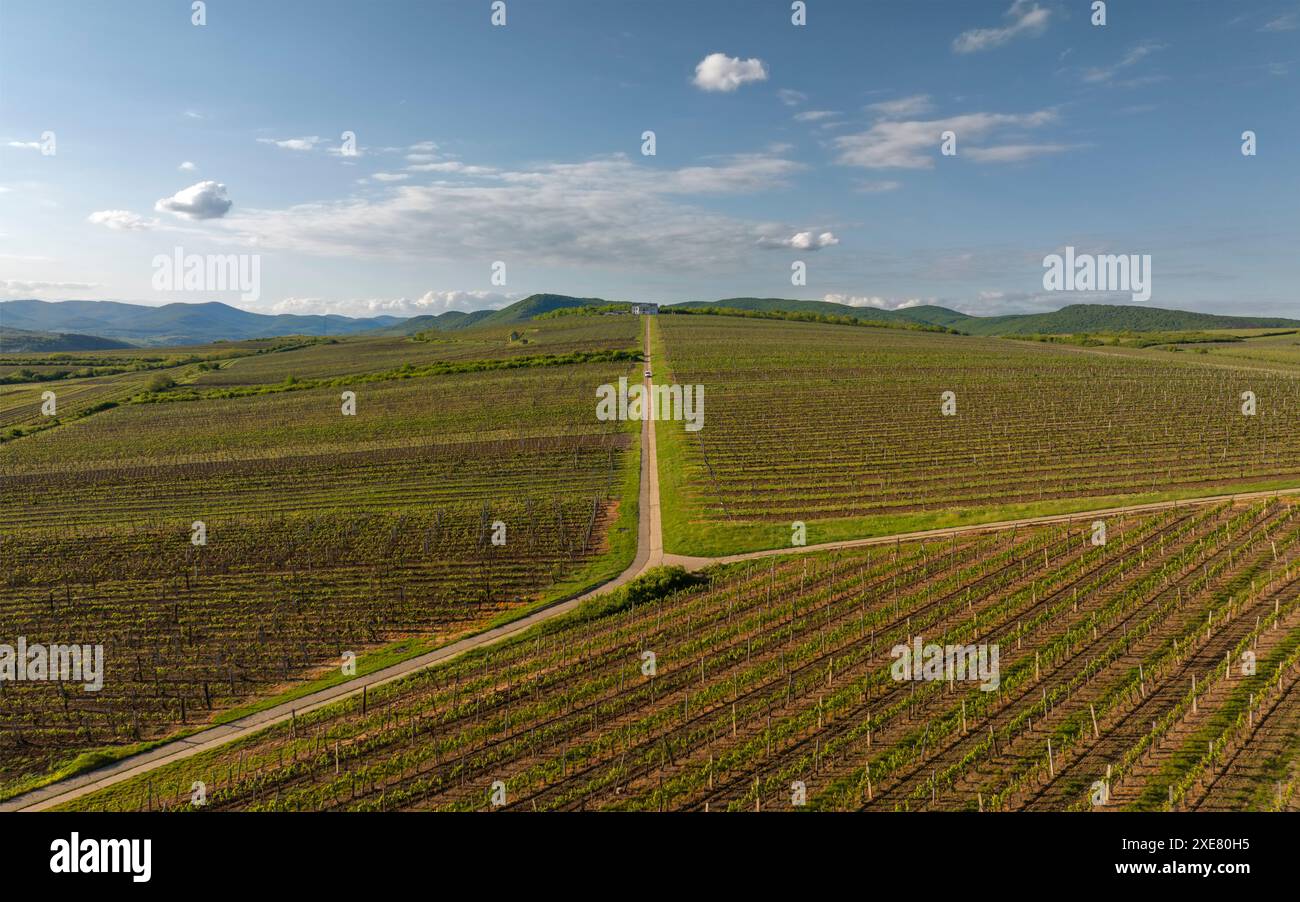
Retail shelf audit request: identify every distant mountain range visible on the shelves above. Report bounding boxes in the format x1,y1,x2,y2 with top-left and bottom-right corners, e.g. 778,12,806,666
2,295,1297,351
0,300,402,347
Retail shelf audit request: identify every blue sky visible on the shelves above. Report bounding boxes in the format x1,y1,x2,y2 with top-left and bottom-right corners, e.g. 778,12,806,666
1,0,1297,318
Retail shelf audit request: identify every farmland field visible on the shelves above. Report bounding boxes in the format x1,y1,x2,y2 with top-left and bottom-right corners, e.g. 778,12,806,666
4,310,1299,815
0,319,641,798
56,497,1300,812
653,316,1300,555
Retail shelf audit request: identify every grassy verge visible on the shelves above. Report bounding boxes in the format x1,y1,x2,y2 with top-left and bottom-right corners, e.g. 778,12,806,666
661,477,1300,558
650,317,1300,557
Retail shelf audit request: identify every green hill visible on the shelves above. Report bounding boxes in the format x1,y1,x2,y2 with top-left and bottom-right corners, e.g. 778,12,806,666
473,294,616,327
0,326,134,353
959,304,1300,336
669,298,979,329
663,299,1299,335
368,309,496,335
374,294,618,334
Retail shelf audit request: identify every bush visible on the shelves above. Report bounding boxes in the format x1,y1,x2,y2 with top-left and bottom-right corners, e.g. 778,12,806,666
145,373,176,392
575,566,708,620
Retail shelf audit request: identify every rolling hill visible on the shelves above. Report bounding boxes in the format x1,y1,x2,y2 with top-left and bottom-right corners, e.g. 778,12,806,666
955,304,1300,336
667,299,1300,335
371,295,622,335
669,297,964,327
4,295,1297,348
0,326,134,353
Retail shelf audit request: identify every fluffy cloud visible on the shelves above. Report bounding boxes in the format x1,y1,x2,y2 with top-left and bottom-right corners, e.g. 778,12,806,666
266,290,517,318
87,209,158,231
215,152,804,272
257,136,321,151
405,161,497,175
1,279,98,297
834,109,1057,169
784,231,839,251
777,88,808,106
155,180,233,220
692,53,769,92
823,294,926,310
179,161,198,172
6,140,42,151
953,1,1050,53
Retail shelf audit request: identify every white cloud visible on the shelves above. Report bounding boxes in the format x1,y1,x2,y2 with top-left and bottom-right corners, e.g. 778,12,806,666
257,136,322,151
855,179,903,193
1,279,98,297
155,180,233,219
405,161,498,175
87,209,159,231
762,231,839,251
867,94,934,118
179,161,198,172
777,88,808,106
963,143,1073,163
692,53,769,92
794,110,839,122
6,140,42,150
215,152,804,272
370,172,410,182
1261,13,1298,32
953,1,1050,54
834,109,1057,169
265,290,517,318
823,293,926,310
183,110,204,120
1081,41,1163,84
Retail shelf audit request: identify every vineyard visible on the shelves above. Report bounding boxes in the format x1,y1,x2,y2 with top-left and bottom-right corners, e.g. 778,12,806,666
1,362,635,529
57,497,1300,813
0,320,641,797
653,316,1300,554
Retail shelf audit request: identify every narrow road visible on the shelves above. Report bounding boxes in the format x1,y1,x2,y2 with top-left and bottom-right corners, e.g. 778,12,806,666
9,317,1297,811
